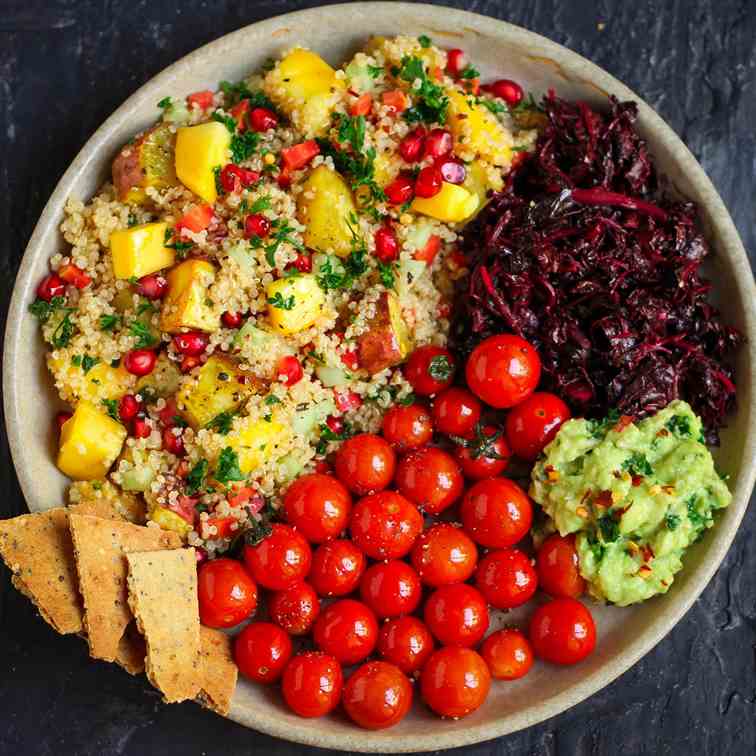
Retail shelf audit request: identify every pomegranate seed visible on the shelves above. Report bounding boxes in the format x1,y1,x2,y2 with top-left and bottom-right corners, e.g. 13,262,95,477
124,349,156,376
37,274,65,302
423,128,453,160
277,355,303,386
314,460,332,475
286,253,313,273
180,355,202,373
221,311,244,328
334,388,362,413
436,157,466,184
414,165,443,198
162,427,185,456
384,174,415,205
325,415,344,435
172,331,208,356
118,394,140,422
137,274,168,300
374,226,399,262
249,107,278,132
244,213,271,239
398,128,426,162
446,48,467,77
158,399,178,427
487,78,524,106
341,349,360,371
55,411,72,432
277,169,292,189
132,416,151,439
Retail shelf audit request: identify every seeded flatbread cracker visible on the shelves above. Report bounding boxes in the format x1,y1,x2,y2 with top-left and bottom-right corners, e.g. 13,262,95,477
69,498,124,522
0,509,83,634
68,514,180,662
68,481,146,524
115,621,147,675
126,549,200,703
197,627,237,715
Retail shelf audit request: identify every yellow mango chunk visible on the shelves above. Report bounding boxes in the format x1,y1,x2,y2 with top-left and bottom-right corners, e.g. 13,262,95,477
266,275,325,335
48,355,135,405
226,414,289,474
110,222,175,280
462,160,503,215
57,401,127,480
298,166,359,258
447,90,512,167
411,182,479,223
264,48,346,137
175,121,231,203
160,259,219,334
148,506,192,536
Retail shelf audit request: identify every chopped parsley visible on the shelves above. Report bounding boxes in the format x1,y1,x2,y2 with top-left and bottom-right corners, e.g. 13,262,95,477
315,422,353,455
367,64,384,78
686,495,707,530
267,292,295,310
598,515,620,543
136,300,157,316
622,452,653,477
215,447,245,485
417,34,432,48
398,55,449,124
157,96,172,110
459,66,480,80
211,111,237,133
72,354,100,374
164,228,193,255
101,399,119,421
264,395,282,406
185,459,209,496
665,415,692,438
316,229,368,292
52,312,76,348
336,113,367,155
587,409,621,439
665,513,681,531
377,261,397,290
230,131,259,164
128,320,158,349
213,166,224,196
479,98,508,115
219,80,273,110
29,296,68,324
249,195,272,213
206,411,236,435
99,314,120,332
427,354,453,381
264,219,304,267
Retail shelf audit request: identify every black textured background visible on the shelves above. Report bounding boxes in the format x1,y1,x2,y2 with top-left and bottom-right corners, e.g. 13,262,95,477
1,1,755,754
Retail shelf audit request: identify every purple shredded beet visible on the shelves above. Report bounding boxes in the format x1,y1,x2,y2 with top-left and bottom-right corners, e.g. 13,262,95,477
451,95,741,443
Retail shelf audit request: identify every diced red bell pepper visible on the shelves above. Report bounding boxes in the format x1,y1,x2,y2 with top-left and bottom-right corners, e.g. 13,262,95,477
175,203,214,234
350,93,373,116
186,90,215,110
228,485,264,513
431,66,444,82
229,99,250,130
381,90,407,114
57,263,91,289
281,140,320,171
413,234,441,264
333,388,363,413
205,515,237,539
167,495,198,525
341,349,360,371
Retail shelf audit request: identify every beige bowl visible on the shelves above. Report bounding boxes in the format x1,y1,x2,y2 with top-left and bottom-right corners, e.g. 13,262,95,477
3,2,755,751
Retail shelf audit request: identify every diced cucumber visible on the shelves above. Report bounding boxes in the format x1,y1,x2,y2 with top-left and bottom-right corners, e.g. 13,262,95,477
397,258,428,300
277,452,306,481
227,241,256,275
315,364,352,388
161,99,190,125
121,465,155,492
292,398,337,437
345,61,380,94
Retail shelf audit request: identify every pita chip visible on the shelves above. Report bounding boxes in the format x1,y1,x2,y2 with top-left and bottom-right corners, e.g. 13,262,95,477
197,627,237,715
69,498,124,522
115,621,147,676
126,548,201,703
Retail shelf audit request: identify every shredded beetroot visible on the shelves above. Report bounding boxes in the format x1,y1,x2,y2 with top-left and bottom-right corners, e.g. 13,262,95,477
452,95,741,442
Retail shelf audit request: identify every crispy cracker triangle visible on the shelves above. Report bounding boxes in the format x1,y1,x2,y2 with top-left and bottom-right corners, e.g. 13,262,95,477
115,621,147,675
68,481,145,524
197,627,237,716
69,498,125,522
126,549,200,703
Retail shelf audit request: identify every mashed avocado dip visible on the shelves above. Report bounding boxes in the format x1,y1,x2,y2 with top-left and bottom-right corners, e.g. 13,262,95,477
530,400,731,606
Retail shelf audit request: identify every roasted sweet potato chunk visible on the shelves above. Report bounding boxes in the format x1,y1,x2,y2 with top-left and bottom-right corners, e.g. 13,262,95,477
357,291,412,374
112,123,177,204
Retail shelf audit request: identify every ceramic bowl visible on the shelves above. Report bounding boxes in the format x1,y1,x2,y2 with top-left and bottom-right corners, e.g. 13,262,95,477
3,2,755,752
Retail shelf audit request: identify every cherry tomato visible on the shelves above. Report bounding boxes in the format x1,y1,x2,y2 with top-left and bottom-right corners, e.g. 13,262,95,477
480,628,534,680
334,433,396,496
282,652,343,718
359,560,422,618
234,621,292,683
460,477,533,548
529,598,597,665
420,647,491,718
123,349,156,376
309,539,366,597
424,583,489,648
349,491,423,560
343,661,413,730
432,387,482,436
197,558,257,628
475,548,538,609
536,534,586,599
381,403,433,451
465,334,541,409
410,523,478,587
395,446,463,515
505,392,571,461
378,616,435,676
268,581,320,636
453,424,511,480
445,48,467,77
404,345,456,396
313,599,378,666
283,473,352,543
243,523,312,590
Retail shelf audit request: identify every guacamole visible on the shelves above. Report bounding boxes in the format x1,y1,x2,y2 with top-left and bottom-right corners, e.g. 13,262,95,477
530,400,731,606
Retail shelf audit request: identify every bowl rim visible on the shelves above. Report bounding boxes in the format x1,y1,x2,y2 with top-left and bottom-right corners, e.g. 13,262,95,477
3,2,755,751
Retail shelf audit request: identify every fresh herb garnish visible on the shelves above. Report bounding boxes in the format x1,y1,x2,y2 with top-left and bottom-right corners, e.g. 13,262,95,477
598,515,620,543
206,411,236,435
128,320,157,349
185,459,209,496
52,312,76,348
377,261,397,290
212,111,237,133
219,80,273,110
101,399,119,421
215,447,246,485
267,292,295,310
265,219,304,267
587,409,621,439
665,513,681,531
157,96,172,110
398,55,448,124
665,415,692,438
622,452,653,477
367,64,384,78
99,314,120,332
29,296,68,324
249,195,272,213
136,301,157,316
230,131,259,164
77,354,100,374
418,34,432,48
264,395,282,406
459,66,480,80
427,354,453,381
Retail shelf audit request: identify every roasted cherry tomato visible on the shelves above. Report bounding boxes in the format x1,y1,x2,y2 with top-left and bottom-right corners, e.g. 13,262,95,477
395,446,464,515
480,628,534,680
424,583,489,648
197,558,258,628
465,334,541,409
334,433,396,496
432,387,481,437
243,523,312,590
410,523,478,587
460,477,533,549
377,616,435,676
282,652,343,718
313,599,379,666
359,560,422,619
234,621,292,683
420,647,491,719
343,661,413,730
381,403,434,451
453,424,511,480
505,392,571,461
268,581,320,636
283,473,352,543
349,491,423,560
529,598,597,665
404,345,456,396
308,539,366,597
474,548,538,609
536,533,586,599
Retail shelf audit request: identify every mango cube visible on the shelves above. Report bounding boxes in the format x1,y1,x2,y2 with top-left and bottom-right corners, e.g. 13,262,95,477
148,506,192,536
48,355,136,405
411,182,479,223
175,121,231,203
266,274,325,335
447,90,512,167
160,259,219,334
226,414,289,474
110,222,175,280
57,401,127,480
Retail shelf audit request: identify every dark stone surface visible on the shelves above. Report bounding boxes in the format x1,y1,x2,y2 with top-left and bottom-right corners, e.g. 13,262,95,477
1,1,754,754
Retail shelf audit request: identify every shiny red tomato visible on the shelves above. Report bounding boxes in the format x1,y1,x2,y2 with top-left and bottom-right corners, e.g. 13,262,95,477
395,446,464,515
410,523,478,587
465,334,541,408
349,491,423,560
377,616,435,676
381,403,434,451
268,581,320,636
474,548,538,609
308,539,366,597
432,387,482,436
283,473,352,543
197,558,258,628
334,433,396,496
359,560,422,618
453,424,511,480
480,628,533,680
234,621,292,683
313,599,379,666
282,652,343,718
460,478,533,548
424,583,489,648
343,661,413,730
243,523,312,590
404,345,456,396
536,534,586,599
505,392,571,461
420,647,491,718
529,598,597,665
